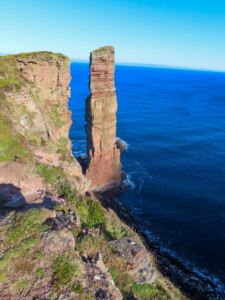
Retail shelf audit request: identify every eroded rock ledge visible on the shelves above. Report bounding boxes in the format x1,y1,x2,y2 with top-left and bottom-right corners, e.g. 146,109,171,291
85,46,121,192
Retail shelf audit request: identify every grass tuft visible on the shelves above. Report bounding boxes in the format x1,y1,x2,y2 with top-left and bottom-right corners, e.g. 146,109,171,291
0,113,31,162
52,254,81,291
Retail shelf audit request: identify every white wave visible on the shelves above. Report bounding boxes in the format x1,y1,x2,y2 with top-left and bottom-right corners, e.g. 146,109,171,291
115,137,129,149
124,174,136,189
144,230,225,295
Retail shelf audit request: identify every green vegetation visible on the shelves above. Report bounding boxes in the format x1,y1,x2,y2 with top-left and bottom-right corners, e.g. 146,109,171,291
131,282,167,299
57,149,74,164
76,197,104,228
56,137,74,163
105,213,128,240
0,166,186,299
6,209,48,245
13,280,30,292
36,164,66,184
86,197,104,227
37,268,44,277
50,103,66,128
57,178,78,204
76,234,104,258
0,209,49,285
0,56,23,94
76,198,89,223
0,113,32,162
104,253,133,297
52,253,81,291
14,51,68,62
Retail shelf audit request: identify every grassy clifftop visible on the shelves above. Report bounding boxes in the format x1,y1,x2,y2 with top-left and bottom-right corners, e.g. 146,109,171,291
0,163,186,299
0,52,69,92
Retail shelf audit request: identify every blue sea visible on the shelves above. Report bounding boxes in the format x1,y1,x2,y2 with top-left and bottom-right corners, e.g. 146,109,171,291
69,62,225,293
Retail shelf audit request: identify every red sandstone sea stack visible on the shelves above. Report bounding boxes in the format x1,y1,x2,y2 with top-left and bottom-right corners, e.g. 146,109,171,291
85,46,121,192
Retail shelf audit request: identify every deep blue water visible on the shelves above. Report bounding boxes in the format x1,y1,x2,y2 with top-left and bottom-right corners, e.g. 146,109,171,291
69,62,225,291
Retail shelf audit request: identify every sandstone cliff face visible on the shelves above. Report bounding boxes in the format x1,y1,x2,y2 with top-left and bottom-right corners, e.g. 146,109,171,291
0,52,90,194
16,53,72,149
85,46,121,192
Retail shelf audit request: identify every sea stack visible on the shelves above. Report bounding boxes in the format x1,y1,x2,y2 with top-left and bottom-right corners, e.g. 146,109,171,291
85,46,121,192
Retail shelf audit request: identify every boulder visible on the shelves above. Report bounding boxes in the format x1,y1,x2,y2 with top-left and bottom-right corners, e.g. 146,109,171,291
109,237,156,284
115,137,127,153
81,251,123,300
0,162,46,208
44,211,80,230
40,228,75,254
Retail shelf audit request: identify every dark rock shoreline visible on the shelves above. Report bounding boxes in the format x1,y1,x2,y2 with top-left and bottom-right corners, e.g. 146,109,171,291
97,194,225,300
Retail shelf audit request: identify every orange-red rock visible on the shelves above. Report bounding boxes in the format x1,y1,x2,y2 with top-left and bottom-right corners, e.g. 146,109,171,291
85,46,121,191
16,52,72,150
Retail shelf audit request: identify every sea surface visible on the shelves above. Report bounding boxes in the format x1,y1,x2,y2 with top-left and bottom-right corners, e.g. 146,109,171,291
69,62,225,292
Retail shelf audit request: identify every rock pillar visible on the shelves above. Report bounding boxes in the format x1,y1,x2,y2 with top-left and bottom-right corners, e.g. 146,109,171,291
85,46,121,192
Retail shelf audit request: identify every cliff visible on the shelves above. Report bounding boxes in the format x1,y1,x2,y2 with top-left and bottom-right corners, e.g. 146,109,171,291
0,51,187,300
85,46,121,192
0,52,89,205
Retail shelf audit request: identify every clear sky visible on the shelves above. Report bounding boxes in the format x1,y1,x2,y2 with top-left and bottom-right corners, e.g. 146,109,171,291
1,0,225,71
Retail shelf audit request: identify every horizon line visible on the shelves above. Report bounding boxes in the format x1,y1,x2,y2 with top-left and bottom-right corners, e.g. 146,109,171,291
1,52,224,73
71,58,225,73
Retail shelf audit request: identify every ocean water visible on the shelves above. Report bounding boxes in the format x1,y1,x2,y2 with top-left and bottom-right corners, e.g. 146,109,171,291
69,62,225,291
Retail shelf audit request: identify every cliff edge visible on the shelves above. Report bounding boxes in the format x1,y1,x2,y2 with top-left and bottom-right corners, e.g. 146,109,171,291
0,52,90,207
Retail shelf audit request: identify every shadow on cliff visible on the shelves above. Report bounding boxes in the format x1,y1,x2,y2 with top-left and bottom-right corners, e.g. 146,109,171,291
0,183,54,217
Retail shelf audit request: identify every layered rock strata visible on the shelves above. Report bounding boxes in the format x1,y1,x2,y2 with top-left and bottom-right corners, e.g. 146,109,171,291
0,52,90,194
16,52,72,149
85,46,121,191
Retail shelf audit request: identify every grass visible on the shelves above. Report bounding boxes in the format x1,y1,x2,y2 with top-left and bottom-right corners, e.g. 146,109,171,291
50,103,66,128
0,56,22,94
0,113,32,162
5,209,49,245
57,148,74,163
0,172,187,300
131,282,168,299
76,198,89,224
105,212,128,240
52,253,81,291
104,253,133,297
37,268,44,277
76,235,103,258
14,51,69,62
0,209,50,285
57,177,78,204
13,280,30,292
76,197,104,228
86,197,104,227
36,164,66,184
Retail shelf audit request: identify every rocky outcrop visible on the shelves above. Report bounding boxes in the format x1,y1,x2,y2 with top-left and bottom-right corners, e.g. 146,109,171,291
0,162,46,208
0,52,90,193
40,229,76,254
115,137,127,153
85,46,121,192
82,251,123,300
109,237,157,284
15,52,72,149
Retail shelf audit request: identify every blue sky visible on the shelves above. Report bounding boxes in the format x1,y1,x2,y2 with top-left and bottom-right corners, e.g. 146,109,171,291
1,0,225,71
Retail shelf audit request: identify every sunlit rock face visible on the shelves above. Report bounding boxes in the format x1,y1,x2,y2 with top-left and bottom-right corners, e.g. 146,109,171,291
16,53,72,149
0,52,90,194
85,46,121,192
